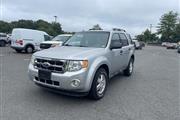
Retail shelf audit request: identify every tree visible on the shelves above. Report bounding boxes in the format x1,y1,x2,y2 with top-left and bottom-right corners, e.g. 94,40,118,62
174,20,180,42
0,21,12,33
89,24,103,30
0,19,63,36
11,20,35,29
51,22,63,36
157,11,178,42
136,29,158,42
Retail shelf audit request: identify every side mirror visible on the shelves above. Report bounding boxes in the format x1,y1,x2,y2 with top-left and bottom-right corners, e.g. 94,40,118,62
110,40,123,49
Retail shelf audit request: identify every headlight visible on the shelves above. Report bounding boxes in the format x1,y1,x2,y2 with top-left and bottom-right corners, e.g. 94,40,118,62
66,60,88,72
30,56,35,65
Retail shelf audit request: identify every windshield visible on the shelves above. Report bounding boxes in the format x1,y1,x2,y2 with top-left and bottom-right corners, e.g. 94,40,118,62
52,35,71,42
64,32,110,48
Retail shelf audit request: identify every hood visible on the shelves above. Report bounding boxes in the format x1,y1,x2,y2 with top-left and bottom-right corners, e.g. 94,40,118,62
34,46,105,60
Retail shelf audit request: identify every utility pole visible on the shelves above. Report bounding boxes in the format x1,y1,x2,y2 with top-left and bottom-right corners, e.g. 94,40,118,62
150,24,152,33
54,16,57,23
0,0,2,20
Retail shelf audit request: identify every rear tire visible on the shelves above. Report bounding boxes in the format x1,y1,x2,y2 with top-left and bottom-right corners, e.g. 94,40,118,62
0,41,6,47
123,58,134,76
25,45,34,53
89,68,108,100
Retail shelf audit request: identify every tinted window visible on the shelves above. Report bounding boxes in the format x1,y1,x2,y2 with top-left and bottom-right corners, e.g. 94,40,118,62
127,34,133,44
119,33,129,46
112,33,120,41
110,33,121,48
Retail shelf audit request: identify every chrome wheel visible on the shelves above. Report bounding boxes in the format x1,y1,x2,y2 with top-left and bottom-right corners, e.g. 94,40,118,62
96,74,106,95
26,46,33,53
129,61,133,74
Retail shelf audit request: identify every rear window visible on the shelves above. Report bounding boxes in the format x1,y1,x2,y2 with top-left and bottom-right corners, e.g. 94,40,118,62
119,33,129,46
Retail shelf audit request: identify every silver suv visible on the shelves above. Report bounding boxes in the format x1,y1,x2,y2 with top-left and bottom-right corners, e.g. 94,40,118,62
28,29,135,100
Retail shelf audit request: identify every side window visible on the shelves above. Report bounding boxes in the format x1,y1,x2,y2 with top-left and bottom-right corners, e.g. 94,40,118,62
44,35,50,41
111,33,120,41
110,33,121,48
119,33,129,46
127,34,133,44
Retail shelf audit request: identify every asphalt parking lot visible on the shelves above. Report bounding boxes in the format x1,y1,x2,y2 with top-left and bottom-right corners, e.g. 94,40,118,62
0,46,179,120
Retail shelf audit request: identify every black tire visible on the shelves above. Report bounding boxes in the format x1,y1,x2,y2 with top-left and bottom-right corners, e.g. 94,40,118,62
25,45,34,53
123,58,134,76
89,68,108,100
0,41,6,47
15,49,22,53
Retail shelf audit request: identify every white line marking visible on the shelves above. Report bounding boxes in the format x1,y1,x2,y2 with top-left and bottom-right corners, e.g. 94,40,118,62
24,59,30,61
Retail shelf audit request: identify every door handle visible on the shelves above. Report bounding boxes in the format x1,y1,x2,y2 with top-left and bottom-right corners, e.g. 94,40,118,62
120,50,123,54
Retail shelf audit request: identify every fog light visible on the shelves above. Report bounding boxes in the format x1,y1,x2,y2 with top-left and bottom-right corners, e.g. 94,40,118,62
71,79,80,87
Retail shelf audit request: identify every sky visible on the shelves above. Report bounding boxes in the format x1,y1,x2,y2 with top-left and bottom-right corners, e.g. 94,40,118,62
0,0,179,36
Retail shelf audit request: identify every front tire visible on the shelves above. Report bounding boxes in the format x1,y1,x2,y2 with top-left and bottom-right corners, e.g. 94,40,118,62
89,68,108,100
25,45,34,53
123,58,134,76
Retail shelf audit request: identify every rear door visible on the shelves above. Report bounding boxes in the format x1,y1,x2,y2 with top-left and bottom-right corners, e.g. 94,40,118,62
11,30,22,47
110,33,124,73
119,33,130,68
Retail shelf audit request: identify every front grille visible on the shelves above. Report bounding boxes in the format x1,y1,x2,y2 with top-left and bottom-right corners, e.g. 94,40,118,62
40,43,52,49
34,58,66,73
35,77,60,86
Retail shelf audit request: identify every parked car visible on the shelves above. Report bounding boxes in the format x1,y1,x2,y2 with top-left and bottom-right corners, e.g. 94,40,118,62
140,42,145,47
11,28,50,53
40,34,72,49
28,28,135,100
166,43,178,49
177,45,180,53
132,40,142,49
0,33,8,47
161,42,169,47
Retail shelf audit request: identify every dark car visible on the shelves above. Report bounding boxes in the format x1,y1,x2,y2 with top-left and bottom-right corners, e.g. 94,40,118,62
177,45,180,53
0,33,8,47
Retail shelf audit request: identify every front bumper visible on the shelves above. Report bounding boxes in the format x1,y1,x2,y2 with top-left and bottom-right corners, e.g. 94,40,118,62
28,63,90,93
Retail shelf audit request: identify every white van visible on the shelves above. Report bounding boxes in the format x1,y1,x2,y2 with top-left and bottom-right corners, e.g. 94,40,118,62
11,28,50,53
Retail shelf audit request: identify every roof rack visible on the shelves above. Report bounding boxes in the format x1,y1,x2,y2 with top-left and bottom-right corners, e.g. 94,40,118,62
112,28,126,32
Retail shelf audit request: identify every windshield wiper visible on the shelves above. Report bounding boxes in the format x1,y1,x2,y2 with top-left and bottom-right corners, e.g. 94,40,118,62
63,44,72,46
78,45,88,47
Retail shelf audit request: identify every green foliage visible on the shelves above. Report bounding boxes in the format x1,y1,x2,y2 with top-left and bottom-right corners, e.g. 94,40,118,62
0,19,63,36
89,24,103,30
173,21,180,42
0,21,12,33
136,11,179,43
157,11,178,42
136,29,158,42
